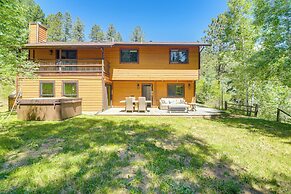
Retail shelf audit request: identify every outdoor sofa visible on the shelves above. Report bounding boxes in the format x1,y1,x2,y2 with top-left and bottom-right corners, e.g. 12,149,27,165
159,98,189,113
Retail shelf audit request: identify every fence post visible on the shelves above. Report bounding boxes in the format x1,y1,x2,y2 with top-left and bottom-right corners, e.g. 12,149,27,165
277,108,280,122
225,101,227,110
254,104,258,117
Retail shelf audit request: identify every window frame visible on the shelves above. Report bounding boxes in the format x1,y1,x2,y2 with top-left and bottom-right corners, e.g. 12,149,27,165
39,81,55,97
56,49,78,60
167,83,185,98
62,80,79,97
169,48,189,64
120,48,139,64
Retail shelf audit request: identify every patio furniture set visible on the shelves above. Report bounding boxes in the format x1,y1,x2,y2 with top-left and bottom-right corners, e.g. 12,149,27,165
120,97,151,112
120,97,197,113
159,97,196,113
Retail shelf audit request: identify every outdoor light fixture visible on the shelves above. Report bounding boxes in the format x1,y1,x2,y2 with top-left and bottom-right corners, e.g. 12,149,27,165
49,50,53,55
188,83,191,89
137,83,140,89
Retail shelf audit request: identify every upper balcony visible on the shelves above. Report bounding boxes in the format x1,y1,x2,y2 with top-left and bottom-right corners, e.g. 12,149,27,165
34,58,110,76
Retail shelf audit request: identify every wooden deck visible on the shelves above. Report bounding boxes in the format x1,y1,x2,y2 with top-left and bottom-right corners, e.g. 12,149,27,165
95,105,224,117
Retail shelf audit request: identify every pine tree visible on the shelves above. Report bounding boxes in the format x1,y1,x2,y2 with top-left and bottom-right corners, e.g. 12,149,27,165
63,12,72,42
72,17,85,42
22,0,46,24
46,12,64,41
131,26,144,42
106,24,117,41
115,32,123,42
89,24,104,42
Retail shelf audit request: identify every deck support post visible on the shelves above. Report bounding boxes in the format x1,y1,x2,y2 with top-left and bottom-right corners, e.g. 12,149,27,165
101,47,107,111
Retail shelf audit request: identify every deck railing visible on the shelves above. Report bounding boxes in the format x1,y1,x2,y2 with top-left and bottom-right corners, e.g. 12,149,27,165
34,59,110,75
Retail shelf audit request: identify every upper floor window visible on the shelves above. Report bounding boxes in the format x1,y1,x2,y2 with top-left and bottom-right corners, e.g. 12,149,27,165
56,50,77,65
63,81,78,97
120,49,139,63
170,49,189,64
40,81,54,97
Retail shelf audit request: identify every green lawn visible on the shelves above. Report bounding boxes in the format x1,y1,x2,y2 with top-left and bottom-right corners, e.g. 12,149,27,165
0,113,290,193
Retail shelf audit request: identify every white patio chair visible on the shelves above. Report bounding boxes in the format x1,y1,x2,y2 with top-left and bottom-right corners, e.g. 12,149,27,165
138,97,146,112
125,97,134,112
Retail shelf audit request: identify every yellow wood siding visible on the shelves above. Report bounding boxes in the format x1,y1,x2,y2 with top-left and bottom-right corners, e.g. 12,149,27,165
78,49,102,59
34,49,55,60
29,24,37,44
112,69,199,81
112,81,194,107
23,46,199,112
30,48,103,61
105,46,199,74
18,76,103,112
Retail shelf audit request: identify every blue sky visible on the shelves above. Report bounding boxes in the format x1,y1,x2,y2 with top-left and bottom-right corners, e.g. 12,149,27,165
35,0,228,42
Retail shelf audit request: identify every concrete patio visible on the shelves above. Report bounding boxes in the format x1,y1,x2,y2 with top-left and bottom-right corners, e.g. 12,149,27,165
97,105,224,117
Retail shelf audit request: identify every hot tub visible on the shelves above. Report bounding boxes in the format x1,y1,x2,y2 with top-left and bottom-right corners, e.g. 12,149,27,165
17,98,82,121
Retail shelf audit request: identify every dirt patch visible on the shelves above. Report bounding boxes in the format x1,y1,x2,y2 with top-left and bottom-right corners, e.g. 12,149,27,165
117,151,152,192
2,138,64,169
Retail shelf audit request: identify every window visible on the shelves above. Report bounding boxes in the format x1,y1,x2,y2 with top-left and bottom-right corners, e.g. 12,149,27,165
63,81,78,97
40,81,54,97
56,50,77,71
170,49,189,64
120,49,139,63
56,50,77,60
167,84,185,97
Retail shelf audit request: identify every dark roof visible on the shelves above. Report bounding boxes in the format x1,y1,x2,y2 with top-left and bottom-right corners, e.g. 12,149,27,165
24,41,211,48
112,42,211,46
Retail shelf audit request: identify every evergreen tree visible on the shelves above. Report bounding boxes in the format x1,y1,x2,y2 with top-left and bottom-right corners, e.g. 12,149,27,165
63,12,72,42
106,24,117,41
22,0,46,24
46,12,64,41
115,32,123,42
131,26,144,42
199,14,230,108
89,24,104,42
72,17,85,42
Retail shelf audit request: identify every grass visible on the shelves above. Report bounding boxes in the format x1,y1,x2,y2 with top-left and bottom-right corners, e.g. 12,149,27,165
0,113,290,193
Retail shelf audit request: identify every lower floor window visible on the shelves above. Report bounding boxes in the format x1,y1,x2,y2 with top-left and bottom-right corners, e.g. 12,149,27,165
167,84,185,97
63,81,78,97
40,81,54,97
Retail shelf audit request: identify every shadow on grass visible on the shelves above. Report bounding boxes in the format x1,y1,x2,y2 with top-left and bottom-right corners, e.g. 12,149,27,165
215,116,291,139
0,116,271,193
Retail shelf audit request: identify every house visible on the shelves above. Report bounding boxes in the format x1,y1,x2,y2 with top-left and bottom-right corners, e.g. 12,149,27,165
17,23,210,112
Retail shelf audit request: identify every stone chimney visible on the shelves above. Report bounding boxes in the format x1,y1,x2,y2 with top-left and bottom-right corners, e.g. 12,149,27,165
28,22,47,43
